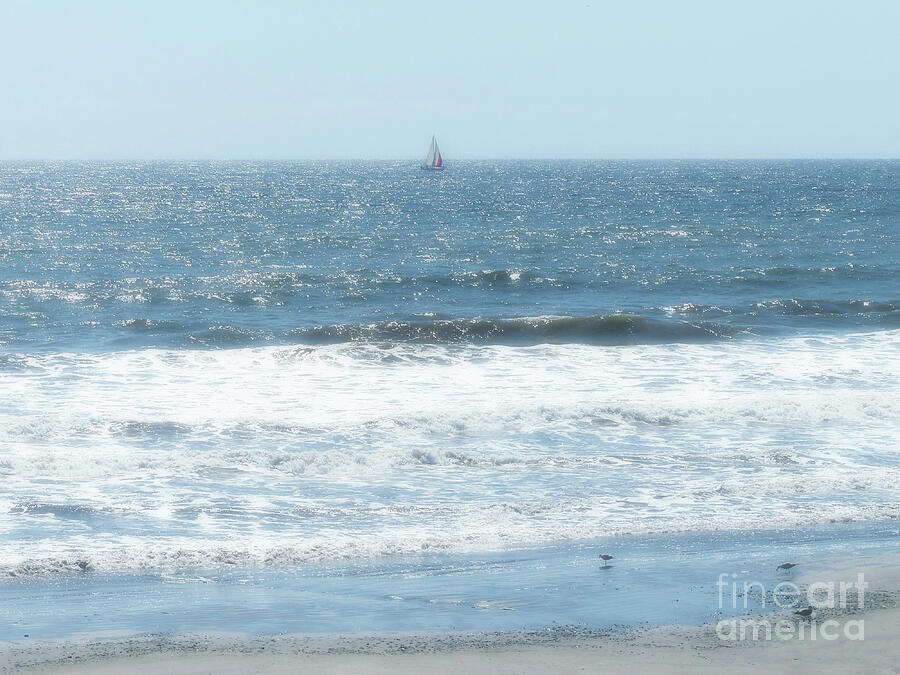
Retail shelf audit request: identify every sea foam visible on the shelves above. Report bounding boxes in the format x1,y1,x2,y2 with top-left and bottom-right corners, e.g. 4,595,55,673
1,329,898,577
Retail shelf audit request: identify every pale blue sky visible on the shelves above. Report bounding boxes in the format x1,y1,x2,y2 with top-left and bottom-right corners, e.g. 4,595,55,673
0,0,897,159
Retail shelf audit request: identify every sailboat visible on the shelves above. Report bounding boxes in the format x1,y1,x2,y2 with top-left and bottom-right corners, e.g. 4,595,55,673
422,135,444,171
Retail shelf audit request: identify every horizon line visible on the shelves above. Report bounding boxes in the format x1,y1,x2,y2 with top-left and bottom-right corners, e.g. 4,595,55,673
0,157,898,163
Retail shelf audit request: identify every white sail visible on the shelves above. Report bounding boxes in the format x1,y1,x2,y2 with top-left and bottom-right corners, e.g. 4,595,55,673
422,135,444,170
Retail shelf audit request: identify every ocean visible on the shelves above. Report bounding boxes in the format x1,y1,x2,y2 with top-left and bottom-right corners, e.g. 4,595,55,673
1,160,898,638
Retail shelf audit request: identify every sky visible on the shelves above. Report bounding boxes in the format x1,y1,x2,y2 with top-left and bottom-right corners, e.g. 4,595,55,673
0,0,898,159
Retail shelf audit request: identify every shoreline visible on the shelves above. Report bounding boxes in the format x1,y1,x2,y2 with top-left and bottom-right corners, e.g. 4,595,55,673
6,556,900,674
3,527,899,672
4,605,899,674
4,520,900,640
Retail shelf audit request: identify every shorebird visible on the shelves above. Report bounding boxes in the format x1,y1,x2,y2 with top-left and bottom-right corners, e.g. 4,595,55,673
794,607,813,618
599,554,614,567
777,562,798,572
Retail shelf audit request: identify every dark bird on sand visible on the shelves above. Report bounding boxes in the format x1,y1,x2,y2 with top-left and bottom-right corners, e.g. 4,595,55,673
777,562,798,572
599,554,614,566
794,607,813,618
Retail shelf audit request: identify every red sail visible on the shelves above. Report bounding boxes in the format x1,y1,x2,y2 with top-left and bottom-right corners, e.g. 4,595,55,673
436,153,442,167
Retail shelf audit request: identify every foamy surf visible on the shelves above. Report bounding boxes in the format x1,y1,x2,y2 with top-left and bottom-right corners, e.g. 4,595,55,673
2,329,898,578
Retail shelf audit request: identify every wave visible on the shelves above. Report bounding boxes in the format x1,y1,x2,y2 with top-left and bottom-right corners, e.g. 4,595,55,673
297,314,736,346
2,389,896,482
5,498,900,579
113,318,190,332
663,298,898,317
735,263,887,282
104,313,737,348
3,328,898,438
751,298,900,317
95,302,898,350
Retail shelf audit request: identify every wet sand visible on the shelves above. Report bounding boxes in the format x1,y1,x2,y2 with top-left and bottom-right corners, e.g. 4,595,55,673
3,604,899,675
4,558,900,674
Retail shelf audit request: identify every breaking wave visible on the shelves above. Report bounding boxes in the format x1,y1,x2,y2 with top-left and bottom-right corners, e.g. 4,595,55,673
299,314,736,345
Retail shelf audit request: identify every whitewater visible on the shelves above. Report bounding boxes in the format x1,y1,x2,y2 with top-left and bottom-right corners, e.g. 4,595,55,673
3,327,898,577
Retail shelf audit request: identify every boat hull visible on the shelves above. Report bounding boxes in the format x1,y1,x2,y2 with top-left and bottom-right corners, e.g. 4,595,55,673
421,165,444,171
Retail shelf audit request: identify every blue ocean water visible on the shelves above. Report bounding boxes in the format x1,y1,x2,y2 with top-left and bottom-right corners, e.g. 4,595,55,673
3,161,898,352
1,161,898,636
